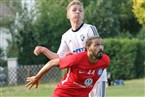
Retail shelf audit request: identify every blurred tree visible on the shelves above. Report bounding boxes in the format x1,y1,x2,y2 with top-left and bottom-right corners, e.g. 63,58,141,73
133,0,145,39
137,24,145,39
7,2,45,65
8,0,70,65
84,0,141,37
0,0,21,62
34,0,70,55
85,0,120,38
133,0,145,25
0,0,21,27
114,0,141,36
0,48,6,66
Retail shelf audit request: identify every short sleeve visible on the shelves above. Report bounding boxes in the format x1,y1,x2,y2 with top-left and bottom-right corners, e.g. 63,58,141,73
103,54,110,66
57,35,70,58
59,54,78,69
87,25,99,37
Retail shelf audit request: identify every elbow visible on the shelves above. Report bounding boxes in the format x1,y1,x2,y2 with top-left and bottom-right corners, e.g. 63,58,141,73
49,59,60,67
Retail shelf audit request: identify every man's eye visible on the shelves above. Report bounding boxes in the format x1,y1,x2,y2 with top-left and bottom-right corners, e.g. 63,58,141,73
72,9,76,11
72,8,76,11
96,44,100,46
96,43,103,46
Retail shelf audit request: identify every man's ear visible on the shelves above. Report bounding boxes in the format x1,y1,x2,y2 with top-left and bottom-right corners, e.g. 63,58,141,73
66,13,69,19
86,46,90,51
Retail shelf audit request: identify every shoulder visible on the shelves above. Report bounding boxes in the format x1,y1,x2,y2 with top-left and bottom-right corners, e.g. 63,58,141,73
75,51,87,57
59,52,86,67
62,28,72,38
83,23,99,36
83,23,93,28
83,23,96,28
74,52,87,62
102,54,110,65
68,52,87,62
81,23,97,34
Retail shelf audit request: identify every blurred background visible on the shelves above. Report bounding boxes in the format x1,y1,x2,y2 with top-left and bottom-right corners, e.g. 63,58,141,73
0,0,144,96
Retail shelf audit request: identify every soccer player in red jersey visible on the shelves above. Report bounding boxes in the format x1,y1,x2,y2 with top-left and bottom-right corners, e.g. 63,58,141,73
26,36,110,97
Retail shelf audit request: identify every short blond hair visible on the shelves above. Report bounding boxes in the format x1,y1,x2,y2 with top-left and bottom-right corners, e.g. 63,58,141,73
67,0,84,11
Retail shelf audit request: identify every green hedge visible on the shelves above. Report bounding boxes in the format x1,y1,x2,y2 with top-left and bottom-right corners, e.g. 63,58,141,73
104,38,145,80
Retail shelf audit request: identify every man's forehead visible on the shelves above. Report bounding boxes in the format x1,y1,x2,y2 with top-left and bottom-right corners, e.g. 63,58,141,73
92,38,103,42
69,4,83,10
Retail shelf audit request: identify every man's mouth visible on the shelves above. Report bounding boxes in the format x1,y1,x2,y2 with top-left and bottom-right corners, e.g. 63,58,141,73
98,51,103,56
95,50,103,59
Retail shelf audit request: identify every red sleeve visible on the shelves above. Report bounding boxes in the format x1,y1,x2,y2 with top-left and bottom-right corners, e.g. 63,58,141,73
59,54,78,69
103,54,110,66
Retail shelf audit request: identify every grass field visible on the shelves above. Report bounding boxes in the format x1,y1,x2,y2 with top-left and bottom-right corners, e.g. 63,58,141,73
1,78,145,97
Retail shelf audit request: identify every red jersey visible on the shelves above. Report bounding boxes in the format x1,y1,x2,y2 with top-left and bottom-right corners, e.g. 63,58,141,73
51,52,110,97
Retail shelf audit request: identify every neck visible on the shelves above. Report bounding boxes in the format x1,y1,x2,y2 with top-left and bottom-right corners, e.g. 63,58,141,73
70,21,83,30
87,52,98,63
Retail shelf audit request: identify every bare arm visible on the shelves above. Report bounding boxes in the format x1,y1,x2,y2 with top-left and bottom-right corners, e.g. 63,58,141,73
34,46,59,59
25,58,60,89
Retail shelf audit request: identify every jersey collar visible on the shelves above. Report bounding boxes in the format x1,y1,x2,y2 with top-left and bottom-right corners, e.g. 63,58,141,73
72,23,84,32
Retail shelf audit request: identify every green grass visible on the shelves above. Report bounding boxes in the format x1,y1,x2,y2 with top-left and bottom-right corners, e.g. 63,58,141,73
1,78,145,97
106,78,145,97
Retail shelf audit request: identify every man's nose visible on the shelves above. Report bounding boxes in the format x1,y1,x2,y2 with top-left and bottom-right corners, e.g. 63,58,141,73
76,10,80,13
99,45,103,50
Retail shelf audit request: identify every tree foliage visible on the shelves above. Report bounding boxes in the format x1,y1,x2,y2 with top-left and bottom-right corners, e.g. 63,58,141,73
104,38,145,79
137,24,145,39
133,0,145,25
7,2,43,65
0,0,21,27
85,0,141,37
0,48,6,66
85,0,120,38
8,0,70,65
116,0,141,36
132,0,145,39
35,0,69,49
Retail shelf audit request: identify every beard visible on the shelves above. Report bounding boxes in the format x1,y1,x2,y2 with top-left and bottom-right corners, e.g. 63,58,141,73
95,50,103,59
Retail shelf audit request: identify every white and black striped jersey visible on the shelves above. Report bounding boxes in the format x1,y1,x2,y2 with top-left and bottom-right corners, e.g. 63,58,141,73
57,23,99,57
